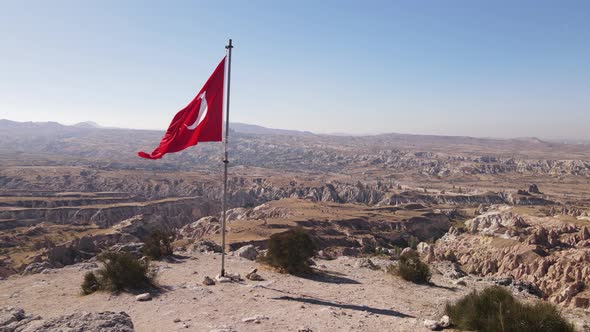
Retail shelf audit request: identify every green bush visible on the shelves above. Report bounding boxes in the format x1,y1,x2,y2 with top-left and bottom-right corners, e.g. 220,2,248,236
265,228,316,274
81,251,155,294
390,250,431,283
142,229,173,260
81,271,99,295
446,286,574,332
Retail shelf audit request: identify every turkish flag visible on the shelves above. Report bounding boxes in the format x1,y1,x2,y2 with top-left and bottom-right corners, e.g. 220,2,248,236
138,57,226,159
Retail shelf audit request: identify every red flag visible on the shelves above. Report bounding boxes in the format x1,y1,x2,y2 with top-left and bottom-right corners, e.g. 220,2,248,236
138,57,226,159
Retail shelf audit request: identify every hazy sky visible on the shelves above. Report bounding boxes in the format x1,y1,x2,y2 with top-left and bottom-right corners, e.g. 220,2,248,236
1,1,589,139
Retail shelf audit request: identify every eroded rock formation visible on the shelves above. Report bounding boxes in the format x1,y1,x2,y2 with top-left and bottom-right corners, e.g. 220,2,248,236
435,207,590,308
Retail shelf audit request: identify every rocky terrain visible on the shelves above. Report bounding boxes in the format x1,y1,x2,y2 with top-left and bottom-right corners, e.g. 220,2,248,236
435,205,590,309
178,199,451,254
3,251,589,332
1,119,589,330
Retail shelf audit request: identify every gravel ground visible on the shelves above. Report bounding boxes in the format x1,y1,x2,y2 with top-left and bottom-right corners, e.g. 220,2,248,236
0,252,587,332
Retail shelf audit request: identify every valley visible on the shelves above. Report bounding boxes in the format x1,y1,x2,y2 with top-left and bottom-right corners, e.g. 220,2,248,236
1,119,589,330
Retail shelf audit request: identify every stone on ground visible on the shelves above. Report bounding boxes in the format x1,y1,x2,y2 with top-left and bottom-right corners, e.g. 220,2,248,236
234,245,259,261
203,276,215,286
0,308,134,332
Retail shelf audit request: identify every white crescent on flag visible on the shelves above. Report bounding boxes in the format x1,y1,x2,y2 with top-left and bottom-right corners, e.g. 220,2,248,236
185,91,208,130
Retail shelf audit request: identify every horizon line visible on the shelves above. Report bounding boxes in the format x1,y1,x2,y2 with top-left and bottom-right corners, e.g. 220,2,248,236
1,118,589,143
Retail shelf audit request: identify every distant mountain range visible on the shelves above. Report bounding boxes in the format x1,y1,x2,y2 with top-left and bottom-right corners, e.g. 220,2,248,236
1,118,589,172
1,118,588,148
229,122,314,136
0,119,314,136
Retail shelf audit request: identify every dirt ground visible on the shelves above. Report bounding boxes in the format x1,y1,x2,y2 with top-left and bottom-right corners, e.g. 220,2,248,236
0,252,587,332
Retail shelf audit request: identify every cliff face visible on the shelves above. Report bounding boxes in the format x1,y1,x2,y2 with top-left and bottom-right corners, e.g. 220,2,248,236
435,207,590,308
0,197,217,230
1,175,552,234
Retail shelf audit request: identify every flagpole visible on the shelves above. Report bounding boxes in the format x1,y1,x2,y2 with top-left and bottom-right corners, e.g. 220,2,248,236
220,39,232,277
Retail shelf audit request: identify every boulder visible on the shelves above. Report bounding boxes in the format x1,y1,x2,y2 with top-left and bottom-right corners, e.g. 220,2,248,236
246,268,264,281
492,276,513,286
0,307,45,332
193,240,223,253
355,258,379,270
21,311,134,332
203,276,215,286
423,319,441,331
234,245,258,261
47,245,76,266
224,273,242,281
110,242,144,258
215,274,232,283
21,262,53,276
247,273,263,281
439,315,451,328
76,236,97,253
401,247,414,256
135,293,152,301
0,308,133,332
416,242,430,255
0,307,27,326
178,217,220,242
436,261,466,279
511,280,543,298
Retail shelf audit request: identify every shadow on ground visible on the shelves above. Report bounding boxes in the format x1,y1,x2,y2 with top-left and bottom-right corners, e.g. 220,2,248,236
298,270,361,284
426,282,457,291
273,295,414,318
162,254,191,264
119,283,171,299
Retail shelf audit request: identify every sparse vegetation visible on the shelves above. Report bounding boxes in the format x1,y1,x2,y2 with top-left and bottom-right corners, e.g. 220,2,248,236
81,271,99,295
406,235,419,250
445,286,574,332
81,251,155,294
389,250,431,284
392,246,402,258
264,228,316,274
142,229,173,260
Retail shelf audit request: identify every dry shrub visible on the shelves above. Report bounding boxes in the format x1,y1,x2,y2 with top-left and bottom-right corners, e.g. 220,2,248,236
264,228,315,274
81,251,155,294
446,286,574,332
142,229,174,260
388,250,431,284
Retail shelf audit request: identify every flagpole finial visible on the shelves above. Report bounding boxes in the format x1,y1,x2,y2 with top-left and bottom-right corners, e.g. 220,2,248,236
226,39,233,49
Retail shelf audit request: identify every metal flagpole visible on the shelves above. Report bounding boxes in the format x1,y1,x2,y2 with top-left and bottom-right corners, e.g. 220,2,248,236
220,39,232,277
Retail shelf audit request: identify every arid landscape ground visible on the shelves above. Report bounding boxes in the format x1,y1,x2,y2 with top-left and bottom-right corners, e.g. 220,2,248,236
1,119,590,331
